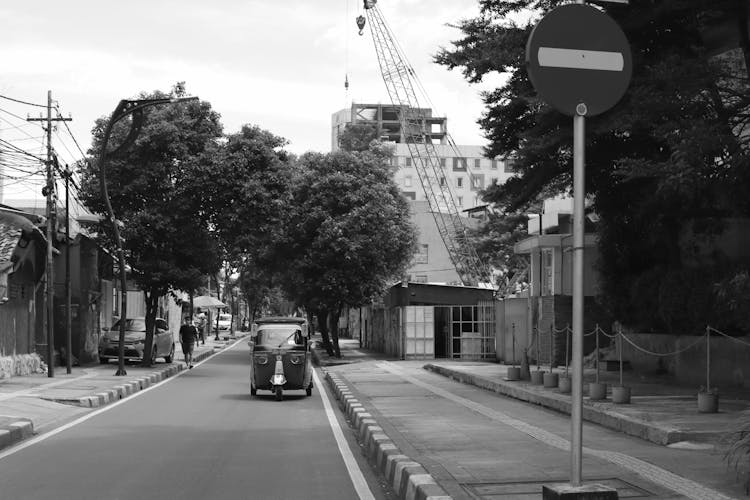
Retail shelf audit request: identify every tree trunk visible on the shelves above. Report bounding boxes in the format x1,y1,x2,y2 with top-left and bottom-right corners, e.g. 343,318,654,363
142,289,160,368
331,306,342,358
317,308,334,356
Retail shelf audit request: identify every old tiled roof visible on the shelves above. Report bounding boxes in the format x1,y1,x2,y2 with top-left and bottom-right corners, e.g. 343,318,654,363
0,219,21,263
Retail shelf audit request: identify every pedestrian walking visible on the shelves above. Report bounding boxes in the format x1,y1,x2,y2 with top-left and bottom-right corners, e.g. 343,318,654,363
194,308,207,345
179,316,198,368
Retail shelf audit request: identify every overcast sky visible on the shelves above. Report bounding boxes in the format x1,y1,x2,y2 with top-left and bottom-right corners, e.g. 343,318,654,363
0,0,509,203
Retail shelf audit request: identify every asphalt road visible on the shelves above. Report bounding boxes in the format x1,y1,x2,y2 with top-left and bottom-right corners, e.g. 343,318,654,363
0,341,390,500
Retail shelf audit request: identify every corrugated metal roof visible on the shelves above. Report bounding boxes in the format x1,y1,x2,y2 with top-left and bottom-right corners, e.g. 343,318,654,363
0,219,21,263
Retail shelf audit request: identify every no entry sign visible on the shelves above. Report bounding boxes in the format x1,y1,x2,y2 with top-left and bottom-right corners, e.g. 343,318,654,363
526,4,632,116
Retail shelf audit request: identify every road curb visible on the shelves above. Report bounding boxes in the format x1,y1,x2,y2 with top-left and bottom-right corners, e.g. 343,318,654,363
323,371,453,500
423,363,684,446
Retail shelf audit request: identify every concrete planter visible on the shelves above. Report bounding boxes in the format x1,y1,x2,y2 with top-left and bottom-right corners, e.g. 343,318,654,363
612,385,631,404
558,376,572,394
697,392,719,413
543,372,559,388
588,382,607,401
506,366,521,381
530,370,546,385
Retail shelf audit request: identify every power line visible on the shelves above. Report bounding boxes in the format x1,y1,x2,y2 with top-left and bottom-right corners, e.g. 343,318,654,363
0,93,47,108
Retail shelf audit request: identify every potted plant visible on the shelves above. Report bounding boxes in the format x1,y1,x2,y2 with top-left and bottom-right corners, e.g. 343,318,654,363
558,325,572,393
530,328,545,384
588,325,607,400
698,386,719,413
611,328,630,404
697,327,718,413
506,324,521,381
543,325,559,388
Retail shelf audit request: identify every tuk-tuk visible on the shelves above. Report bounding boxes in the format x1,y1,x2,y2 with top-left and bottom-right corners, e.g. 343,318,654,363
248,316,313,401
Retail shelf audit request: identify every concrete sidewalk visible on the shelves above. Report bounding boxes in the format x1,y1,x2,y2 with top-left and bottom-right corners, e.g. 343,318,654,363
313,336,748,500
0,333,246,452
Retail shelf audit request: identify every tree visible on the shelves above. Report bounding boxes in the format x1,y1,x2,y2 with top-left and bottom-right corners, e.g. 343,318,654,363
338,122,378,152
469,211,530,293
281,145,417,356
436,1,750,332
79,83,224,366
193,124,297,272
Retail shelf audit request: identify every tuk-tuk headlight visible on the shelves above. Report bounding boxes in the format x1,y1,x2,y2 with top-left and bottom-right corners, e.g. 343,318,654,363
255,355,268,365
290,355,302,365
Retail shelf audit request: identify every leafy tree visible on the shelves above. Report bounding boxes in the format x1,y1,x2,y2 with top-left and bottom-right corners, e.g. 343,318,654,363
79,83,224,366
281,145,417,356
338,122,378,152
436,1,750,332
192,125,297,272
470,211,530,293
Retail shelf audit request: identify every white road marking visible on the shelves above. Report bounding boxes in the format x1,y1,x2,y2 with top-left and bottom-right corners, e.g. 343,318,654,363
0,337,246,461
379,361,734,500
538,47,624,71
313,369,375,500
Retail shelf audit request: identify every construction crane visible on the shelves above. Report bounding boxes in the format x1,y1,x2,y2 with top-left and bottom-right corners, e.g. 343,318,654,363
358,0,492,287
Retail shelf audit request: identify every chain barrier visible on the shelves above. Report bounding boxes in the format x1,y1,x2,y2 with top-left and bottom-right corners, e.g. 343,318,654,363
619,331,705,357
707,326,750,348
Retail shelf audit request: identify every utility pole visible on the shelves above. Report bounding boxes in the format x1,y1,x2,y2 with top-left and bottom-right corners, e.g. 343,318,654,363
28,90,71,378
64,164,72,374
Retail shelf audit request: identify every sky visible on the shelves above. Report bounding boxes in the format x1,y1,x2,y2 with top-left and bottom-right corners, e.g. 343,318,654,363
0,0,510,206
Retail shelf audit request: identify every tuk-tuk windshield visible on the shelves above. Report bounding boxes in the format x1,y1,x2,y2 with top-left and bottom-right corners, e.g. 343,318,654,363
256,326,303,347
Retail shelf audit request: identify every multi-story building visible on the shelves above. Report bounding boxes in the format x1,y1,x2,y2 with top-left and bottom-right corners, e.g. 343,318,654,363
332,103,517,284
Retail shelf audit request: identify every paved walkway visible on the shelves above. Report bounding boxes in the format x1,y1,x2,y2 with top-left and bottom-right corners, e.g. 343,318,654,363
0,333,244,449
313,336,749,500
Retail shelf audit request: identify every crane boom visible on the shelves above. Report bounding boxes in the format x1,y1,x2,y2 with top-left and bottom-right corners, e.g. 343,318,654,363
363,2,490,286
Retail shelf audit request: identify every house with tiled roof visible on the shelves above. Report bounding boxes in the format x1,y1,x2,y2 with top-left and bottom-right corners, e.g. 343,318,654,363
0,208,47,371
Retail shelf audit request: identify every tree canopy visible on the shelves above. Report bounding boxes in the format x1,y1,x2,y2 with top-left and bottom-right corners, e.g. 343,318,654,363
79,83,224,364
280,145,417,355
437,1,750,333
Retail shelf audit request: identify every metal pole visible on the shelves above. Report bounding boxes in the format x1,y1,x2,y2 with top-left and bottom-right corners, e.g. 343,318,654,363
65,165,72,374
571,108,586,486
45,90,55,378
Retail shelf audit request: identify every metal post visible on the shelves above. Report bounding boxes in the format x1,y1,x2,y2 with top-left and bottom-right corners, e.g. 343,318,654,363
571,109,586,486
706,326,710,390
65,165,72,374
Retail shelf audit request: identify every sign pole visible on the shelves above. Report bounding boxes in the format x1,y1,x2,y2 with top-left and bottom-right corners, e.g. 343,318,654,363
571,105,586,486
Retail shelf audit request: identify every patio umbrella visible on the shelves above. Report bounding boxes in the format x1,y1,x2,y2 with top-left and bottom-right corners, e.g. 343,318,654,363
192,295,226,308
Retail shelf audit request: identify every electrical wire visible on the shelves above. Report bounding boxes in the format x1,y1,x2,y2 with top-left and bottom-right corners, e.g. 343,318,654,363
0,94,47,108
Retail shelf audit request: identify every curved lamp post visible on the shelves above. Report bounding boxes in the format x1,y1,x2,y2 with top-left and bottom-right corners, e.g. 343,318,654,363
98,97,198,376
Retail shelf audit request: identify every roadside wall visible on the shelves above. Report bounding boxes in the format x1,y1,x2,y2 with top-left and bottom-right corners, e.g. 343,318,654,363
620,332,750,387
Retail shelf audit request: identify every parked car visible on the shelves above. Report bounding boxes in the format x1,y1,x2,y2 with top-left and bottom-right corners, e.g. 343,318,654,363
217,313,233,333
99,317,175,364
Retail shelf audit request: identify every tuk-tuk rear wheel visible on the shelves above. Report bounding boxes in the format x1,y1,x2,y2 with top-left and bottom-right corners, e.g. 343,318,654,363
274,387,283,401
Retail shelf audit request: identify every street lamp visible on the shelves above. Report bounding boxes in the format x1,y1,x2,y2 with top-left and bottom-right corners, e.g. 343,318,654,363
98,96,198,376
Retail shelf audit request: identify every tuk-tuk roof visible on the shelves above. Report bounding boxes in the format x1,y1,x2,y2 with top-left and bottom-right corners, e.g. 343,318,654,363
254,316,306,325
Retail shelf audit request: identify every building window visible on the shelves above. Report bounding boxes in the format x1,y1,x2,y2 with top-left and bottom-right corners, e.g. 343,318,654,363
439,176,446,186
474,158,481,169
457,196,463,206
405,156,412,167
404,176,412,188
471,176,483,189
453,157,467,171
504,158,517,173
402,191,416,200
456,177,464,188
491,160,498,170
414,244,428,264
414,275,428,283
440,157,446,168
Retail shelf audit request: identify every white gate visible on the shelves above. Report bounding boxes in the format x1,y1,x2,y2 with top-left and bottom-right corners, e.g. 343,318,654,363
402,306,434,359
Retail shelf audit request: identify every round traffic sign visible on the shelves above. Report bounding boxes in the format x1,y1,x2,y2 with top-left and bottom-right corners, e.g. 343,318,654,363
526,4,632,117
